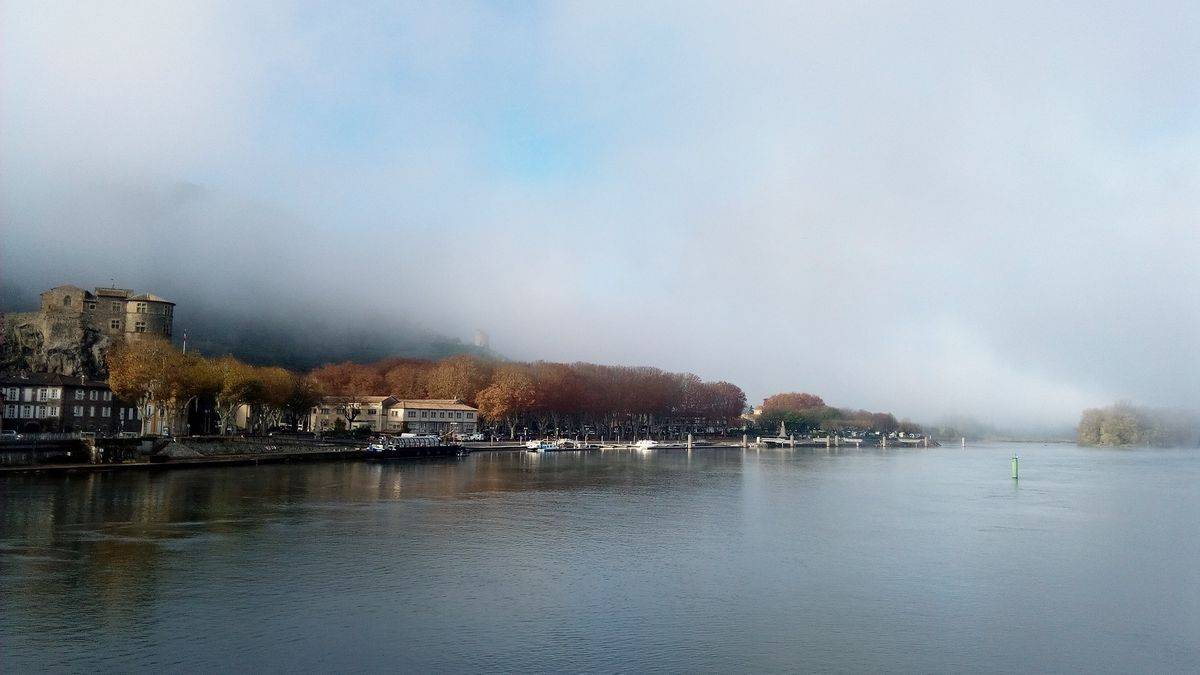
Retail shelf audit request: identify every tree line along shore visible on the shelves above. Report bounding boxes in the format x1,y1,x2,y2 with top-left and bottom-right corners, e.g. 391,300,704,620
103,338,920,440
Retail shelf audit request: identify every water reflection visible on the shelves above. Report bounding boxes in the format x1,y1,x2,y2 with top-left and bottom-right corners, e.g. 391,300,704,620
3,446,1198,673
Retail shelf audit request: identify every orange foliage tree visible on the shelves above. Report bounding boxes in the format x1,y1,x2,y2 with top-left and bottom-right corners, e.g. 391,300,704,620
304,353,748,439
762,392,826,412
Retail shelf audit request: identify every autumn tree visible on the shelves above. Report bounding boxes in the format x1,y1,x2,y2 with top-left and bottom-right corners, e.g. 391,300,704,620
108,338,214,436
108,338,177,435
207,355,261,435
530,361,584,434
476,364,537,439
701,381,747,422
383,359,432,399
284,374,323,430
250,366,294,433
762,392,826,413
309,361,385,430
425,355,492,404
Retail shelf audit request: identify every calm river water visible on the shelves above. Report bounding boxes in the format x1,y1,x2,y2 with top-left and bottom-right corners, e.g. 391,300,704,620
2,444,1198,673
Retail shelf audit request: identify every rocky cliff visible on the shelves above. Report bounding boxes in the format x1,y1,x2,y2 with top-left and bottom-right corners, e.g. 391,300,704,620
1,311,113,378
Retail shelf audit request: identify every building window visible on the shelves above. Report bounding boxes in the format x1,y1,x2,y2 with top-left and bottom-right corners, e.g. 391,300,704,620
75,390,84,400
36,405,46,418
89,390,98,401
22,405,32,418
103,391,112,401
49,406,59,417
64,296,72,307
110,319,121,330
89,406,95,417
101,407,110,417
136,302,147,313
86,302,96,310
367,409,377,416
111,301,120,312
51,388,61,400
5,404,15,418
135,321,146,333
37,388,48,401
73,406,83,416
319,407,331,414
407,410,415,418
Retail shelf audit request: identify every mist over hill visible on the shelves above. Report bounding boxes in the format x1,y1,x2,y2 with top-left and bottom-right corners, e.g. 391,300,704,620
0,279,493,372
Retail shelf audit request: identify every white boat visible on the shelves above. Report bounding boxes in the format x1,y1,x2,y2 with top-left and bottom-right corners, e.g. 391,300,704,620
527,439,592,452
634,439,692,450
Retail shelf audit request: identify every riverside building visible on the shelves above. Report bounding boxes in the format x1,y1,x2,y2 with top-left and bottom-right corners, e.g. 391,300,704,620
0,373,141,434
309,397,478,436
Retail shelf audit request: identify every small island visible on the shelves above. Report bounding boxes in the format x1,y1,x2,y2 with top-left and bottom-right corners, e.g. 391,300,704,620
1077,403,1200,448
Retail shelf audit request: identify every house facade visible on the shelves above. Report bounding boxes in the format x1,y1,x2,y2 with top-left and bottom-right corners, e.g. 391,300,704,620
385,400,478,435
309,396,396,432
0,373,141,434
309,397,478,436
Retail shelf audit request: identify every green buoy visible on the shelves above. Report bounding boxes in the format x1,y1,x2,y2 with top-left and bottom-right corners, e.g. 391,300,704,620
1011,454,1019,480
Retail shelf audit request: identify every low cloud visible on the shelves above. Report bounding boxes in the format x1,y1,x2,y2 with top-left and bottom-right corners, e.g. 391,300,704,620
3,1,1198,429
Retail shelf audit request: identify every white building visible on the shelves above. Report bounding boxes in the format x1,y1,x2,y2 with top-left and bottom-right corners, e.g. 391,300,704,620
309,396,395,432
384,399,478,435
309,397,478,436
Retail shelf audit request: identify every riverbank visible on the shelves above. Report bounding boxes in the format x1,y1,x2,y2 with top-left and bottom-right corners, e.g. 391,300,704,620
0,436,474,474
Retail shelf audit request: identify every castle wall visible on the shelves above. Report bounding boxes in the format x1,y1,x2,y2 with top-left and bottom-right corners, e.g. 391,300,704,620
3,285,173,378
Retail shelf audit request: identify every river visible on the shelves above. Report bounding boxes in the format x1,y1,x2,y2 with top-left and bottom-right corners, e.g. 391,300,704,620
2,444,1197,672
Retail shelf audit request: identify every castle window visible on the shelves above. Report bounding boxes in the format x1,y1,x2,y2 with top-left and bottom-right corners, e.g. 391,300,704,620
135,321,146,332
64,296,72,307
111,302,120,312
110,319,121,330
86,302,96,310
136,302,147,313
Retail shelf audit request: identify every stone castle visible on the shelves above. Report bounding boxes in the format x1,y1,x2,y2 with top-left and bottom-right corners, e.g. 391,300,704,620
1,285,175,378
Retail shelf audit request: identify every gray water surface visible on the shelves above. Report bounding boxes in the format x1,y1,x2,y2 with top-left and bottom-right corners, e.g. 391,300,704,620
2,444,1198,673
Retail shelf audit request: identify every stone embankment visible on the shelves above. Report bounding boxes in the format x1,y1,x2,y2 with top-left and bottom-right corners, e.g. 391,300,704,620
0,435,480,473
0,436,366,472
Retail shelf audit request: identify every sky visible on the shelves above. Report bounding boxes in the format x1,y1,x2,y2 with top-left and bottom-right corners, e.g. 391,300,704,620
2,1,1198,430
